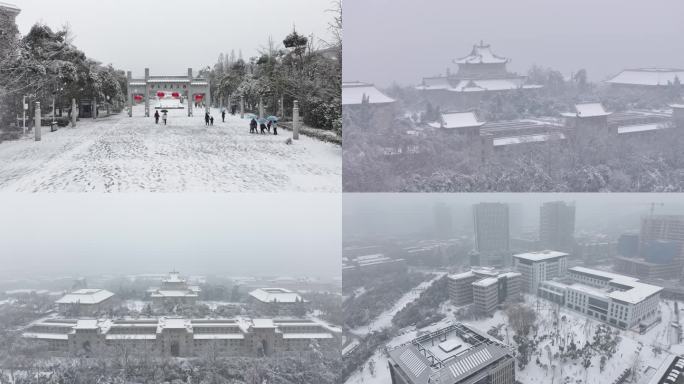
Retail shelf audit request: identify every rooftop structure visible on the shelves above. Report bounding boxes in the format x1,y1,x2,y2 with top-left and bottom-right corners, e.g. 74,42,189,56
342,82,395,105
428,111,485,134
606,68,684,87
248,288,305,304
513,250,569,262
387,323,515,384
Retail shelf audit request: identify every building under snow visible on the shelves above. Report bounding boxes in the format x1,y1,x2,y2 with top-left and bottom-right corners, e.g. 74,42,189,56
22,317,341,357
56,289,114,316
342,253,407,280
387,322,515,384
606,68,684,89
538,267,663,332
148,271,200,307
448,268,522,314
513,250,569,293
248,288,308,315
342,81,397,132
416,41,541,110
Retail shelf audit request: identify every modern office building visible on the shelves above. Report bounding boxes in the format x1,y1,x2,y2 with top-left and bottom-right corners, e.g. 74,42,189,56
538,267,662,331
55,289,115,316
22,317,341,357
512,250,568,293
447,268,521,314
387,323,515,384
539,201,576,252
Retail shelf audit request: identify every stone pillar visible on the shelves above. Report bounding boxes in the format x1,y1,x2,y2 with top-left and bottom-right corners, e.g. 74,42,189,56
292,100,300,140
71,98,77,127
127,71,133,117
205,86,211,115
34,102,41,141
144,68,150,117
187,68,193,117
92,98,97,120
240,96,244,119
259,96,264,118
278,96,284,118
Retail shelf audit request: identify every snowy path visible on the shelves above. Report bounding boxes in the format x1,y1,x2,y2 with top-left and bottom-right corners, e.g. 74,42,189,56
0,106,341,192
350,273,444,337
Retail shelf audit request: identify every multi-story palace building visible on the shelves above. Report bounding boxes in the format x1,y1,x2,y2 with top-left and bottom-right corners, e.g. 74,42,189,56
416,41,542,110
387,323,515,384
248,288,308,315
148,271,200,307
56,289,115,316
22,317,341,357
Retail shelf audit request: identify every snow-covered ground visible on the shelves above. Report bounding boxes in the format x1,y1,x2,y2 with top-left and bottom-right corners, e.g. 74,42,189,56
349,273,444,338
0,106,340,192
346,295,684,384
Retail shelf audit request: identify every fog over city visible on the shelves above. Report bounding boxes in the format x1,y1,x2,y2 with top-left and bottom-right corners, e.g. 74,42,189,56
15,0,334,77
343,0,684,86
0,194,341,279
343,193,684,238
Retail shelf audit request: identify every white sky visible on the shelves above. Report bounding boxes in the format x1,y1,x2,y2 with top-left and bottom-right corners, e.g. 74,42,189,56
0,194,341,279
343,0,684,86
14,0,335,77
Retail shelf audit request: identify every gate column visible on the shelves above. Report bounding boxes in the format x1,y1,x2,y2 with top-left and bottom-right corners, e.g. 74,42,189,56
144,68,150,117
187,68,193,117
127,71,133,117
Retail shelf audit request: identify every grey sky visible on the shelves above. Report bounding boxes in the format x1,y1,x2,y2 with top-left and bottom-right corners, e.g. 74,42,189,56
343,0,684,87
15,0,335,77
343,193,684,238
0,194,341,279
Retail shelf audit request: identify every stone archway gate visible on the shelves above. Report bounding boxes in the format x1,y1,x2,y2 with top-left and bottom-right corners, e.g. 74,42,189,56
127,68,211,117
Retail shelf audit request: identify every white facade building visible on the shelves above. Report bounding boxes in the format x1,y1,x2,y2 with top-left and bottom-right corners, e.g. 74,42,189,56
538,267,663,331
512,250,568,293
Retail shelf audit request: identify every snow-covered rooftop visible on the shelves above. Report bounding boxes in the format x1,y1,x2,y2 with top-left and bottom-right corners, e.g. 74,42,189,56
606,68,684,87
0,2,20,12
561,103,611,118
473,277,498,287
569,267,663,304
55,289,114,305
455,42,509,64
248,288,305,304
428,111,484,130
342,82,395,105
513,250,568,262
493,133,566,147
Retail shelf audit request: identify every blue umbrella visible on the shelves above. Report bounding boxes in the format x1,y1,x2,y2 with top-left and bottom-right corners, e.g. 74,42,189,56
245,113,257,120
257,118,268,124
266,115,279,122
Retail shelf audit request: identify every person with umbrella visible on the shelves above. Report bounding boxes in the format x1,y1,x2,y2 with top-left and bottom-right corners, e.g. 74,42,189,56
267,116,279,135
154,110,160,124
259,118,268,134
162,110,168,125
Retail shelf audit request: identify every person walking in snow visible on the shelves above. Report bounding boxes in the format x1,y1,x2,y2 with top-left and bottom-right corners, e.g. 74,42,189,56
154,110,160,124
210,115,214,125
221,110,226,123
260,121,267,134
272,121,278,135
162,111,168,125
267,120,272,133
250,118,257,134
205,112,210,126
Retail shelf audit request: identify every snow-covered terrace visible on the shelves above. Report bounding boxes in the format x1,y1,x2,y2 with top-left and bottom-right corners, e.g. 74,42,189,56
513,250,568,262
55,289,114,304
342,82,395,105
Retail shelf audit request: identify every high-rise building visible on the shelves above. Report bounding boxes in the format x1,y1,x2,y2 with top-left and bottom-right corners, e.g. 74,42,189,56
539,201,575,252
447,269,521,314
617,215,684,279
473,202,510,255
